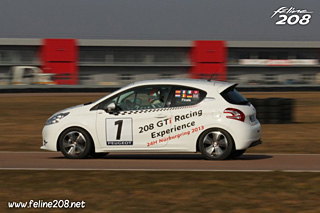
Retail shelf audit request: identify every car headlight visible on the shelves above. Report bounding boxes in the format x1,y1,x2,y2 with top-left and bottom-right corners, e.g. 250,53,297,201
46,112,70,125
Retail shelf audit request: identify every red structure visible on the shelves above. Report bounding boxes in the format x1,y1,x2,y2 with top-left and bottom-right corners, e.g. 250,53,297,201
40,39,78,85
39,39,227,85
190,40,227,81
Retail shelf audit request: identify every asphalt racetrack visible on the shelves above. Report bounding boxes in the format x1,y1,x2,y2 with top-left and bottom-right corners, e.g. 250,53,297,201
0,152,319,172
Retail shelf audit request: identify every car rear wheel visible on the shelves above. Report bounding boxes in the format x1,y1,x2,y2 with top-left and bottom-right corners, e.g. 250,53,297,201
199,129,234,160
59,127,92,159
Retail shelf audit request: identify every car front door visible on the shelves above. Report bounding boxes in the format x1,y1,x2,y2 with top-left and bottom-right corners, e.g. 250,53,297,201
96,85,172,149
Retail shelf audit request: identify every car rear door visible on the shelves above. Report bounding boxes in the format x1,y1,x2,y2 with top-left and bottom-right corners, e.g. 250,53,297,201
164,86,207,149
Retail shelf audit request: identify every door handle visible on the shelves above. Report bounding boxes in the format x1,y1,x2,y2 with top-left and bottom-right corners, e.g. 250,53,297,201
155,114,168,118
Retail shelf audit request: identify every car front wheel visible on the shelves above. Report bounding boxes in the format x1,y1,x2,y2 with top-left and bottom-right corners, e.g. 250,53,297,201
59,127,92,159
199,129,234,160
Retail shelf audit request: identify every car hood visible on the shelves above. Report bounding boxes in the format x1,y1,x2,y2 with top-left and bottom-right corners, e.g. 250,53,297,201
55,104,85,115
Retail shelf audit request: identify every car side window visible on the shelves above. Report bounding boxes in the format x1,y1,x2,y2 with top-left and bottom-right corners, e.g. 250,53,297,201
169,86,206,107
98,96,118,110
116,90,136,111
116,85,172,111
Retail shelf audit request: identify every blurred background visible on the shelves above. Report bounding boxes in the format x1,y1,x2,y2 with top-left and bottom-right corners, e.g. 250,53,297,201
2,39,320,88
0,0,319,89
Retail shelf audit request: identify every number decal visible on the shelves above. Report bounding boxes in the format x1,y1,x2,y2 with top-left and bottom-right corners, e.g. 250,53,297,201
106,118,133,145
191,126,204,133
275,15,287,25
299,14,311,25
275,14,312,26
114,120,123,140
138,123,154,133
287,15,299,25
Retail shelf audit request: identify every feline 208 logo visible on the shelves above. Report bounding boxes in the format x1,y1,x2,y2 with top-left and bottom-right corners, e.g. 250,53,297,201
271,6,313,26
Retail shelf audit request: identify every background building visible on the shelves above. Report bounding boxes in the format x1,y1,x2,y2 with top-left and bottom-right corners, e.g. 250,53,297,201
0,1,319,87
0,38,319,86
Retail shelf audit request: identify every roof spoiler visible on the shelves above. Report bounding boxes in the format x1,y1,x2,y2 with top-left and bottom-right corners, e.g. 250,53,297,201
216,82,238,93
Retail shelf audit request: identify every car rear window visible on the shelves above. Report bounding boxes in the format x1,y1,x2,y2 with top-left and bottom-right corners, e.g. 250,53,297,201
170,86,206,107
220,86,248,105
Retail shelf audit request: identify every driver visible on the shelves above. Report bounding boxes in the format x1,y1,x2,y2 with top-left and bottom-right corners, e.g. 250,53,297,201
148,88,166,108
148,88,159,104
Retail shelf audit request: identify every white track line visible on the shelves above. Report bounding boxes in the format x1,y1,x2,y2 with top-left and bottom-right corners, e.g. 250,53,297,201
0,151,320,156
0,151,51,153
0,168,320,172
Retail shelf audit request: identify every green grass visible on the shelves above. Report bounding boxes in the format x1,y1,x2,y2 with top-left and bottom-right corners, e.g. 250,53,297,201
1,171,320,212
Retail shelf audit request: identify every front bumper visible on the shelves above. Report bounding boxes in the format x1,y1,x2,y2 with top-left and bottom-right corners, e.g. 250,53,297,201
41,124,61,152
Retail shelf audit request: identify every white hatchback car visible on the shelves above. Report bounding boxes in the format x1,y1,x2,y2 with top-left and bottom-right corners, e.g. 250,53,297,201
41,79,261,160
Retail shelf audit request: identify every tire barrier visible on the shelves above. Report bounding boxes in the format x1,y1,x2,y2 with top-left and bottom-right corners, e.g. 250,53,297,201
247,98,294,124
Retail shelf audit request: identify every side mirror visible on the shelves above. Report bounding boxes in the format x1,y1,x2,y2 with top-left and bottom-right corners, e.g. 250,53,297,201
106,102,116,113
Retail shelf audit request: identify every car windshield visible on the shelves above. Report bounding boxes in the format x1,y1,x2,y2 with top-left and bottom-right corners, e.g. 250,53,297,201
89,87,124,105
220,86,248,105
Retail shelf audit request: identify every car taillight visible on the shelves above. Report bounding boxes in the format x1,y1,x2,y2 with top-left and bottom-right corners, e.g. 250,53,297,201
223,108,245,122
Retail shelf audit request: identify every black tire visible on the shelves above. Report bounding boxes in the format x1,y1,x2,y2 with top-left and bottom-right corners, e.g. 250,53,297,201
230,149,246,159
59,127,93,159
267,98,281,107
256,112,266,119
267,107,282,113
256,106,267,113
269,112,280,119
248,98,257,107
258,118,266,124
263,119,272,124
269,119,281,124
199,128,234,160
255,99,266,107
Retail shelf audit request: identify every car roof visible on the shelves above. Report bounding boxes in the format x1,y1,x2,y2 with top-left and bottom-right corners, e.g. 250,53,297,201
129,79,236,93
93,79,236,105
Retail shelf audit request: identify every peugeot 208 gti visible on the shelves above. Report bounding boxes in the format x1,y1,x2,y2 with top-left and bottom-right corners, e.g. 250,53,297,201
41,79,261,160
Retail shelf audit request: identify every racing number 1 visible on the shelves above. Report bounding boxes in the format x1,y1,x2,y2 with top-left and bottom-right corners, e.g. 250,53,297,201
114,120,123,140
106,118,133,145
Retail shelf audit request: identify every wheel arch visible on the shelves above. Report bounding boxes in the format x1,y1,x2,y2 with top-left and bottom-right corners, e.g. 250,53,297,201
56,126,95,153
196,127,235,152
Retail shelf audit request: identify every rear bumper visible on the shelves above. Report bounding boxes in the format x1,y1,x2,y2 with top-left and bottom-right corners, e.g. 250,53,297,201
228,120,262,150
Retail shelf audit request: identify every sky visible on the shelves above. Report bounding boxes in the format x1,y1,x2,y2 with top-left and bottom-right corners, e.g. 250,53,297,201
0,0,319,41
